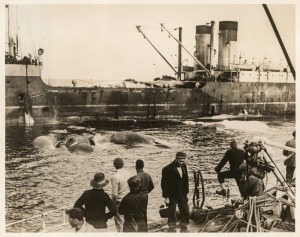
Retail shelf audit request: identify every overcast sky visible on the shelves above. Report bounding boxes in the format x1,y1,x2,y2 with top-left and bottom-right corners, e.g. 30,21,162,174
3,1,296,85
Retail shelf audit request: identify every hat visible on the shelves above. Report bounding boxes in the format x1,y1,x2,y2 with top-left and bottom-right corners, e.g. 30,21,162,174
113,158,124,169
90,172,109,189
136,159,144,169
176,151,186,158
66,207,84,220
127,175,141,191
230,140,237,148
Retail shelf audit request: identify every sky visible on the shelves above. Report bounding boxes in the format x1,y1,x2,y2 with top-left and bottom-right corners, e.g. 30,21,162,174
2,1,297,86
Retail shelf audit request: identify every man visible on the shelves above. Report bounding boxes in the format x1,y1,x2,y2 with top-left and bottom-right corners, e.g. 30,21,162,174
66,207,96,232
136,159,154,195
119,175,148,232
74,172,116,231
283,131,296,184
111,158,132,232
135,159,154,230
215,140,245,196
161,151,189,232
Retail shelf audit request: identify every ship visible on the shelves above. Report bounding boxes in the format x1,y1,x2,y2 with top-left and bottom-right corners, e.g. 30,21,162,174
5,5,295,126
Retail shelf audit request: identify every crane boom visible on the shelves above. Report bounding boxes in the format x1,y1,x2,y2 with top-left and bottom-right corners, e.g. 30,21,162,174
160,23,209,73
136,26,177,74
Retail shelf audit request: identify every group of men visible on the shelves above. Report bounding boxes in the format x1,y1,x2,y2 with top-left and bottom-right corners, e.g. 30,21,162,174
67,157,155,232
66,151,189,233
66,131,295,233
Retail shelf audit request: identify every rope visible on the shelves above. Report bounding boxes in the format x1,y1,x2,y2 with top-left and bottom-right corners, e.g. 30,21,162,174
246,197,254,231
27,22,37,59
199,211,217,232
262,147,295,196
220,215,235,232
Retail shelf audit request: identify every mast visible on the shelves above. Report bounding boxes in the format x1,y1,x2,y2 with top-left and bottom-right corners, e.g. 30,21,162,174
6,5,12,56
262,4,295,79
160,23,209,73
209,21,215,75
136,26,178,75
178,27,182,80
6,5,17,60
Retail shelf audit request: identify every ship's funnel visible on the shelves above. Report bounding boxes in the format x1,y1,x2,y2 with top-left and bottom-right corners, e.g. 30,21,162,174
218,21,238,71
194,25,211,70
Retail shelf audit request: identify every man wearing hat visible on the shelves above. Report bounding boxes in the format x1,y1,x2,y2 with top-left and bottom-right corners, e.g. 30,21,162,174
119,175,148,232
215,139,245,196
283,131,296,184
111,158,132,232
161,151,189,232
74,172,116,231
66,207,96,232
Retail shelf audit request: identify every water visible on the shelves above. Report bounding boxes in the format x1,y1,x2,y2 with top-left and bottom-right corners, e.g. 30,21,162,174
5,115,295,232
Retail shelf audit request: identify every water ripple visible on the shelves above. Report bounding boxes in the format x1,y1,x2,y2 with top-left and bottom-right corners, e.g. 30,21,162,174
5,118,295,231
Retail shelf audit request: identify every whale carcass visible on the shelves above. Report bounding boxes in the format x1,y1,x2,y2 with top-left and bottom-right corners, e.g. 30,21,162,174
65,134,94,153
110,131,171,148
33,135,57,150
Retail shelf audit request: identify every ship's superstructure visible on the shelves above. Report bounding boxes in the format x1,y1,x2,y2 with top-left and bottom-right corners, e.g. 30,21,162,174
190,21,294,83
5,5,295,126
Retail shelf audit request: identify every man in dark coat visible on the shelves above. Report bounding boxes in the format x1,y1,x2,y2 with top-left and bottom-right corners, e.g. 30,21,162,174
135,159,154,230
74,172,117,231
283,131,296,184
118,175,148,232
215,140,245,196
161,151,189,232
136,159,154,195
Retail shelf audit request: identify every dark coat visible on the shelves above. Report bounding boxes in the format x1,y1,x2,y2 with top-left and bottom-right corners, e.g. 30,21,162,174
118,190,148,232
136,169,154,194
283,138,296,167
74,188,117,228
215,147,246,172
161,160,189,199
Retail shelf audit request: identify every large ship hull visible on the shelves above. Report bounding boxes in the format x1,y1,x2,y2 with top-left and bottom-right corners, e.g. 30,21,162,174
5,64,295,126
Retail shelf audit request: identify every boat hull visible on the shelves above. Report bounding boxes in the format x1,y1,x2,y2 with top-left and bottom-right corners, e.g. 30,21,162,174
5,65,295,125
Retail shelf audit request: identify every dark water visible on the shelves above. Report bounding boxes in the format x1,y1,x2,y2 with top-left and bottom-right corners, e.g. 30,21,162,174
5,115,295,232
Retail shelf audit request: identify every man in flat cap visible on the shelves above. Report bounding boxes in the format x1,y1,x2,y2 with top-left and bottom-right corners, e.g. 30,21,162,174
111,158,132,232
161,151,189,232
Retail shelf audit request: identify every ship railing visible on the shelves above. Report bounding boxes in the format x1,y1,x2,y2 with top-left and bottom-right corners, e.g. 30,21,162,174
6,205,72,232
5,192,182,232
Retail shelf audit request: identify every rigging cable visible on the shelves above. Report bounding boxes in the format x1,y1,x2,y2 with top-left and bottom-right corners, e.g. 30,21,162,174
27,22,38,59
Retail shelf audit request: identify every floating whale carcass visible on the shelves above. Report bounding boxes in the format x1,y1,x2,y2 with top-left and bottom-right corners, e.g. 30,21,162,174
64,134,94,153
110,131,171,148
182,120,269,132
33,135,57,150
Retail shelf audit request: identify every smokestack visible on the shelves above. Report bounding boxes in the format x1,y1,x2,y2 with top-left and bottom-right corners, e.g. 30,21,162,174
194,25,211,70
218,21,238,71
